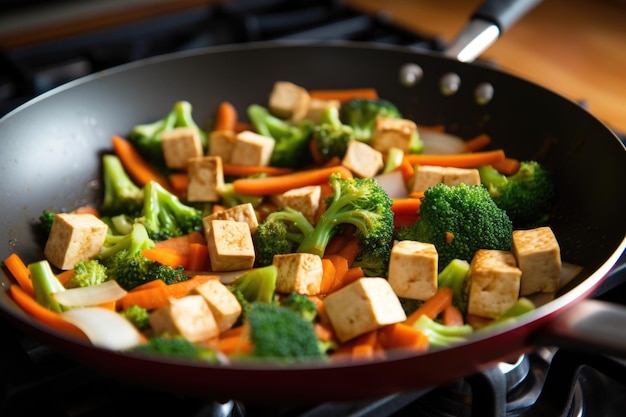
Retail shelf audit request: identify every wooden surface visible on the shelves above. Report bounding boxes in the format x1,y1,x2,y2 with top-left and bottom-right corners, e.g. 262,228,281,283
346,0,626,133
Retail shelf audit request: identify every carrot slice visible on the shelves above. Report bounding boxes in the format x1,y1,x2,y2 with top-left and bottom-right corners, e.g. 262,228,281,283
391,198,422,216
464,133,492,152
319,258,336,295
336,237,360,267
324,254,350,294
342,266,365,286
222,163,294,177
111,134,172,191
308,88,378,103
129,279,167,292
187,242,209,271
141,247,189,269
117,275,216,311
404,287,453,326
492,157,521,176
212,101,238,132
396,156,415,182
442,304,465,327
232,165,353,196
3,253,34,297
378,322,429,351
405,149,506,168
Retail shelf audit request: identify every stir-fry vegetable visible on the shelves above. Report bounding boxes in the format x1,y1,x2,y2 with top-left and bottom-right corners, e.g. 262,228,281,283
3,81,565,366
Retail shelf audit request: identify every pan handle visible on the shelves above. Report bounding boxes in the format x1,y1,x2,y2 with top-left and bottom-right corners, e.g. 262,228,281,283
444,0,543,62
531,299,626,358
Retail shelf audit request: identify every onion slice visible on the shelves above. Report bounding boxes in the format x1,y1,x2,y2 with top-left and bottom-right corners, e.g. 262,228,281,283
420,131,467,154
374,170,408,199
61,307,143,350
53,280,127,307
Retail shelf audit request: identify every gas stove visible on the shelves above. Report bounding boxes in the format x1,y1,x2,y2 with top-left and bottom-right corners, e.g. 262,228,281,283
1,1,625,416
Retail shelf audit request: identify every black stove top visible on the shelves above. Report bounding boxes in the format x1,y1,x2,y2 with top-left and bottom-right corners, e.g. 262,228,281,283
1,1,625,416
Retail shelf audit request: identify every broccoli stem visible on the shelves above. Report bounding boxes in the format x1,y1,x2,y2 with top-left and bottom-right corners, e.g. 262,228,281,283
413,314,473,348
99,222,155,261
437,259,470,313
29,260,66,313
232,265,279,305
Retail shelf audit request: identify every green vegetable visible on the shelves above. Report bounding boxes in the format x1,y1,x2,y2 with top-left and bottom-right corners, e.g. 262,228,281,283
247,104,315,168
478,161,556,229
412,314,473,348
339,98,402,143
129,335,221,363
98,222,187,291
281,292,318,322
437,259,471,314
120,304,151,331
254,174,394,276
245,302,325,363
39,209,57,237
66,259,108,288
252,214,302,268
128,100,207,175
311,105,354,163
137,180,203,242
229,265,279,309
396,183,513,271
28,260,66,313
218,182,264,209
99,154,144,217
486,297,536,329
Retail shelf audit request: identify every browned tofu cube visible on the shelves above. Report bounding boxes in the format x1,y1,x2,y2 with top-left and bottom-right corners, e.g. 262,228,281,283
44,213,108,270
230,130,275,166
149,295,219,342
206,219,255,271
512,227,562,295
272,253,324,295
202,203,259,236
268,81,311,121
388,240,438,300
371,117,418,154
187,156,224,202
208,130,236,163
341,140,384,178
323,277,407,342
442,167,480,187
161,127,204,169
304,98,340,124
271,185,321,224
194,278,242,332
411,165,480,193
467,249,522,319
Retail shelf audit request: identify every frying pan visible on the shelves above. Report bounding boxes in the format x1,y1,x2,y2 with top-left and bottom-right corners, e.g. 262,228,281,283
1,0,625,405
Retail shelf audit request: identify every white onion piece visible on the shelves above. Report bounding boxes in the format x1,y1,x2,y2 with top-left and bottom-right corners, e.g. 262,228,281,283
420,131,467,155
53,280,127,307
61,307,143,350
374,170,408,199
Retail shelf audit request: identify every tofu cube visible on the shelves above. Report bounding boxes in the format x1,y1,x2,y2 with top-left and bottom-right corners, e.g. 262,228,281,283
467,249,522,319
272,253,324,295
387,240,438,300
205,220,255,271
161,127,204,169
304,98,340,124
371,117,418,154
230,130,275,166
271,185,321,224
187,156,224,202
149,295,219,342
202,202,259,235
323,277,407,342
341,140,384,178
194,278,242,332
268,81,311,121
512,227,562,295
411,165,480,193
44,213,108,270
208,130,236,163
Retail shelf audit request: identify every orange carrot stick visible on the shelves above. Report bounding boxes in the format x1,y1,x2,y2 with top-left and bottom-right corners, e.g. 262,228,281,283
56,269,75,287
9,284,87,340
404,287,453,326
117,275,216,311
378,322,429,351
324,254,350,293
218,325,253,355
349,330,379,361
442,304,465,327
464,133,492,152
492,157,521,176
168,172,189,195
129,279,167,292
342,266,365,286
324,234,349,256
391,198,422,216
111,134,172,191
212,101,238,132
397,156,415,182
405,149,506,168
141,247,189,269
187,242,209,271
337,237,360,267
3,253,34,297
308,88,378,103
232,165,353,196
319,258,336,295
222,163,294,177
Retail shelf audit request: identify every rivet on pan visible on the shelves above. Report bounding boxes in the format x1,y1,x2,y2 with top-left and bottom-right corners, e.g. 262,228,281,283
475,82,495,105
399,63,424,87
440,72,461,95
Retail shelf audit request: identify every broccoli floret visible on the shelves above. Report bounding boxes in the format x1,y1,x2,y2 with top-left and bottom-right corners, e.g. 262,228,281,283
98,222,187,291
28,260,67,313
437,259,470,314
252,215,302,267
478,161,556,229
247,104,315,168
66,259,108,288
339,98,402,143
129,334,222,363
120,304,151,331
412,314,474,348
99,154,144,217
128,101,207,175
486,297,536,329
310,106,354,163
245,302,325,363
396,183,513,271
39,209,57,237
137,180,203,242
218,182,265,209
256,174,394,275
228,265,279,307
281,292,318,322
